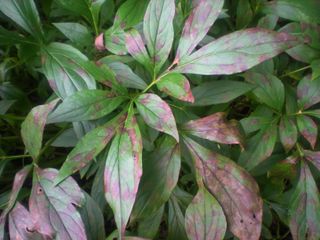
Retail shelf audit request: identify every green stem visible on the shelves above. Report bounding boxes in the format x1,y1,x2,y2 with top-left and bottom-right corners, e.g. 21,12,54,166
0,154,31,160
280,65,311,77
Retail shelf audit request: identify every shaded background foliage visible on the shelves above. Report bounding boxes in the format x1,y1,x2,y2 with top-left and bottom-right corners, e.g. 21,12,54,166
0,0,320,239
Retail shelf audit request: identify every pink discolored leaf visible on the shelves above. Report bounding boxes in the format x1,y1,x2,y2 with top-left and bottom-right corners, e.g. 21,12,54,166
135,93,179,141
289,160,320,240
303,150,320,172
95,33,105,51
143,0,175,74
104,114,143,237
125,29,151,71
297,115,317,149
29,168,86,240
297,75,320,110
184,137,263,240
175,0,224,62
157,73,194,103
182,112,242,145
9,203,43,240
185,187,227,240
175,28,299,75
279,116,298,152
21,99,59,160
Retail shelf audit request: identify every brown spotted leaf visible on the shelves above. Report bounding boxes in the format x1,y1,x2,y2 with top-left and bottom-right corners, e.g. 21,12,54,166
135,93,179,141
185,187,227,240
175,0,224,61
175,28,299,75
182,112,242,145
279,116,298,152
303,150,320,172
104,114,143,237
297,115,317,149
21,99,59,160
297,75,320,110
29,168,86,240
289,160,320,240
184,137,263,240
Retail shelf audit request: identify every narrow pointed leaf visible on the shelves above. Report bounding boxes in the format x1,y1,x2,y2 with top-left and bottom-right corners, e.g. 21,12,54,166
279,116,298,151
297,115,317,149
175,28,299,75
184,137,263,240
104,115,143,237
29,168,86,240
21,99,59,160
182,112,242,145
289,161,320,240
175,0,224,61
48,90,124,123
185,187,227,240
143,0,175,74
297,75,320,110
135,93,179,141
168,196,188,240
132,136,181,219
303,150,320,172
157,73,194,103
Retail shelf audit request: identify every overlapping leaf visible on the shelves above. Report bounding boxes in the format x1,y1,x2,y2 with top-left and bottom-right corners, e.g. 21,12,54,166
297,115,317,149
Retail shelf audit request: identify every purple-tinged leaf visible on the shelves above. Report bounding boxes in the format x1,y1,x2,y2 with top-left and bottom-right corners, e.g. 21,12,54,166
55,120,120,184
279,116,298,152
182,112,242,145
303,150,320,172
125,29,151,71
132,136,181,220
297,115,317,149
21,99,59,160
95,33,105,51
289,160,320,240
175,28,299,75
175,0,224,62
47,90,125,123
143,0,175,74
185,187,227,240
29,168,86,240
184,137,263,240
9,203,43,240
135,93,179,141
103,27,127,55
104,115,142,237
297,75,320,110
157,73,194,103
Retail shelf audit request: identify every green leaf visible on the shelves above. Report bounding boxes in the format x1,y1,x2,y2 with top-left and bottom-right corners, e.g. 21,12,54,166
279,116,298,152
0,100,15,114
236,0,253,29
157,73,194,103
53,22,92,47
0,0,44,41
29,168,86,239
104,114,142,238
175,28,299,75
48,90,125,123
135,93,179,141
182,112,242,145
132,136,181,220
245,72,285,111
184,137,263,240
103,27,128,55
168,195,188,240
42,42,96,99
0,27,37,46
175,0,224,61
297,75,320,110
21,99,59,160
192,80,254,106
297,115,317,149
289,161,320,240
185,187,227,240
144,0,175,74
262,0,320,24
137,206,164,239
311,59,320,80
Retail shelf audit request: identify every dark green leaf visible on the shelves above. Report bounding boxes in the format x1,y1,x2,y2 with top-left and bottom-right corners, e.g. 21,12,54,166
297,115,317,149
279,116,298,152
297,75,320,110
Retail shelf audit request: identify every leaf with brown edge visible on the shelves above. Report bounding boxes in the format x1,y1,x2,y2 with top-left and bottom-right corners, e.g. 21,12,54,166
104,114,143,238
21,99,59,160
175,0,224,62
174,28,299,75
279,116,298,152
29,168,86,240
184,136,263,240
303,150,320,172
182,112,242,145
297,115,317,149
135,93,179,142
157,73,194,103
185,187,227,240
9,203,43,240
289,160,320,240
